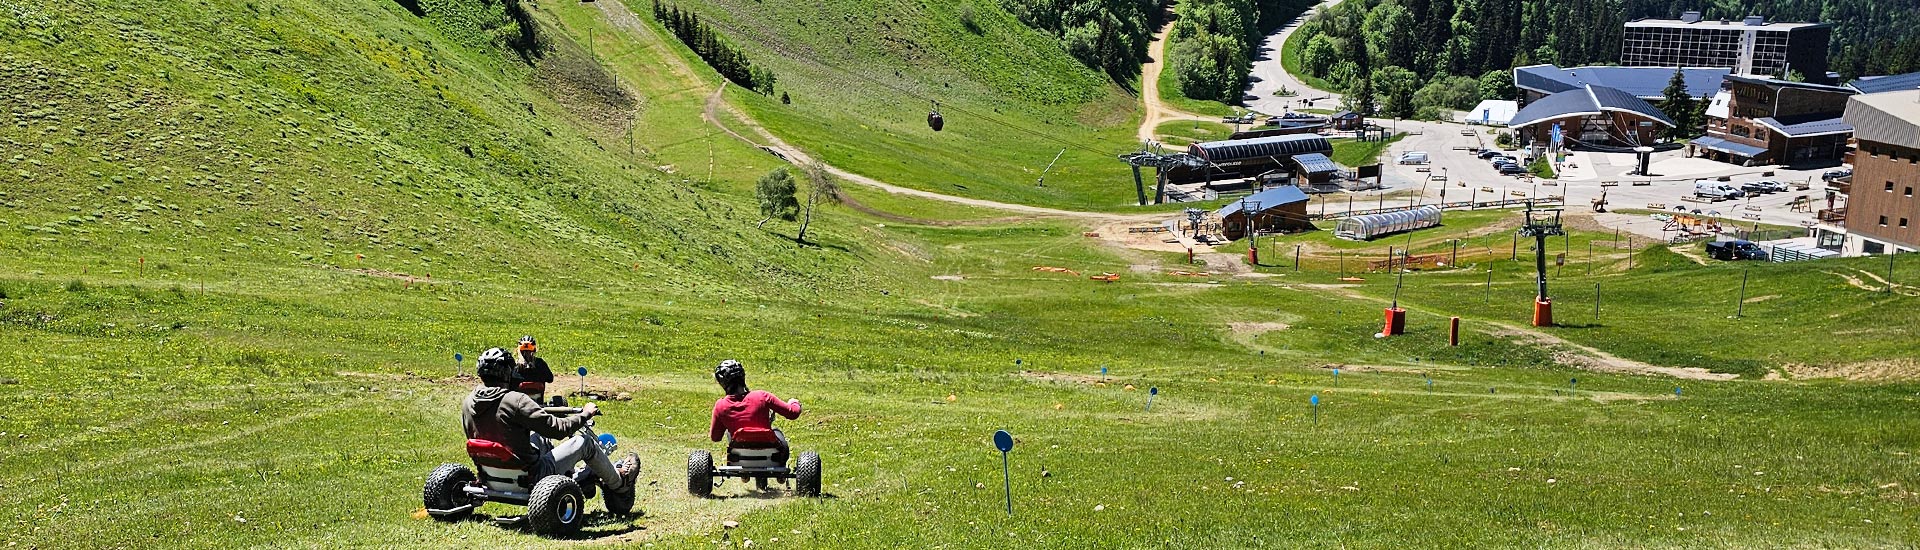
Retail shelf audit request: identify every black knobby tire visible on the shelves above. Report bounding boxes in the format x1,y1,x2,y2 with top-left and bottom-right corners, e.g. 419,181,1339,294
527,475,586,535
422,463,476,521
794,451,822,497
687,450,714,497
604,452,642,516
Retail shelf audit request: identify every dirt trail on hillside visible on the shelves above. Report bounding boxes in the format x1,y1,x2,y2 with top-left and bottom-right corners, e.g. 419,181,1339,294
1138,21,1208,145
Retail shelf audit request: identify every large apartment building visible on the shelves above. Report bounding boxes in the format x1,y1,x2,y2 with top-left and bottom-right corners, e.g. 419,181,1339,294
1819,89,1920,255
1622,12,1831,81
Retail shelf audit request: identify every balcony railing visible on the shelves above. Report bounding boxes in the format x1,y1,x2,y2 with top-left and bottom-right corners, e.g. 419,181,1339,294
1817,207,1847,224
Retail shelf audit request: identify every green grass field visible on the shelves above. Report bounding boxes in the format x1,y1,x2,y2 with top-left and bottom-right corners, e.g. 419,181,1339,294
1153,120,1237,148
1329,134,1407,167
4,0,1920,548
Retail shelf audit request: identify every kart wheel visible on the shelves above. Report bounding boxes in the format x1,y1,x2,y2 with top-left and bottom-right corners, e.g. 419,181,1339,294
794,451,822,497
527,475,586,535
604,452,641,516
423,463,476,521
687,450,714,497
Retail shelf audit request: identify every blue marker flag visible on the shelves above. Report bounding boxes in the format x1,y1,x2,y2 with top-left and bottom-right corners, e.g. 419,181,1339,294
1149,386,1159,396
577,366,588,376
454,353,463,363
993,430,1015,515
1310,394,1319,406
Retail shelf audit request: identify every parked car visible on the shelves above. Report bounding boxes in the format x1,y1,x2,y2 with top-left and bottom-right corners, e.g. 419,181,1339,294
1694,180,1744,200
1477,150,1502,159
1498,164,1528,175
1706,240,1770,261
1755,180,1789,193
1398,151,1430,165
1822,169,1852,181
1739,181,1775,195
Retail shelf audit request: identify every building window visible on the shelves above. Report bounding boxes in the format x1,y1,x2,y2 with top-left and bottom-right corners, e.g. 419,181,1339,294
1904,218,1911,228
1880,215,1889,226
1908,187,1914,197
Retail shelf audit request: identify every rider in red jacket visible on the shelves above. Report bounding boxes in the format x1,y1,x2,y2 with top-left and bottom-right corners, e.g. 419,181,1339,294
708,360,802,448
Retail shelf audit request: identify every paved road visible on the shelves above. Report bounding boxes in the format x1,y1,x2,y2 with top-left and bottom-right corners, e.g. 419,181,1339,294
1244,0,1345,115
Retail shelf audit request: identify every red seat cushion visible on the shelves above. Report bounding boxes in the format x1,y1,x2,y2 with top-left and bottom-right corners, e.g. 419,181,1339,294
516,381,545,394
728,427,779,446
466,438,524,469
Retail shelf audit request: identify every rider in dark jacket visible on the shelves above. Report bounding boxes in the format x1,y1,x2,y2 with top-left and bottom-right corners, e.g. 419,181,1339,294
462,347,634,495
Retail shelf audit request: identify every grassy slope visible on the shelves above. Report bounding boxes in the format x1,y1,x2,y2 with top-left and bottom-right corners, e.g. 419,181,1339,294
627,0,1151,211
3,0,1920,548
1329,133,1407,167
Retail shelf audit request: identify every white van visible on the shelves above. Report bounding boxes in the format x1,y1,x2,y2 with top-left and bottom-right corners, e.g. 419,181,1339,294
1398,151,1429,165
1693,180,1744,200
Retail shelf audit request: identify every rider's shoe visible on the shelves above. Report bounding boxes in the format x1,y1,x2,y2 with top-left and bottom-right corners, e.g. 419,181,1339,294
610,452,640,494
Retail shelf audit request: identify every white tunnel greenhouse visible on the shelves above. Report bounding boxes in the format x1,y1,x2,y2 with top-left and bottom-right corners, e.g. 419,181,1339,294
1335,206,1443,241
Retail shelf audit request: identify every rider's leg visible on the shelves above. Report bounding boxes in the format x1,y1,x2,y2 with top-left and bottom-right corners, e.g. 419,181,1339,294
549,434,624,491
773,428,790,465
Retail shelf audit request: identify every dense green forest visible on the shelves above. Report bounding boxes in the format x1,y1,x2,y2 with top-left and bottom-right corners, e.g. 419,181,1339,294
1168,0,1316,102
999,0,1162,82
1299,0,1920,118
652,0,777,94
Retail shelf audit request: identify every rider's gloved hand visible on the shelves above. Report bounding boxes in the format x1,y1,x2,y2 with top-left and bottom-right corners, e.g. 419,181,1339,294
787,399,801,409
582,402,601,417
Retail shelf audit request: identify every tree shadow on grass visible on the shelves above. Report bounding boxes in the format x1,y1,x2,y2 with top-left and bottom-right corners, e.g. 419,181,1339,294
775,233,851,253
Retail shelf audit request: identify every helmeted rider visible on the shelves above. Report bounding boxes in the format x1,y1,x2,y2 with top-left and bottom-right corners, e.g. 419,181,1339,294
463,347,635,497
512,335,556,404
708,360,802,457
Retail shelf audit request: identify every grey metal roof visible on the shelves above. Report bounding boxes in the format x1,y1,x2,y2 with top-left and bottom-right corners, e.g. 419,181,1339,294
1509,85,1678,129
1845,90,1920,150
1515,64,1729,99
1753,115,1853,138
1849,71,1920,95
1692,136,1768,157
1291,153,1339,174
1625,18,1826,30
1723,75,1856,94
1190,135,1333,164
1215,186,1309,218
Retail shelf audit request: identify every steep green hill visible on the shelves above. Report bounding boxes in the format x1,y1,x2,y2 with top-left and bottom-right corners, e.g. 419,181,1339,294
631,0,1153,210
0,0,879,299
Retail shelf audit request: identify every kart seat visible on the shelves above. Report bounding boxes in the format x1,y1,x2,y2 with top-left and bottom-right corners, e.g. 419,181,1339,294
467,439,534,491
516,381,546,395
725,428,788,468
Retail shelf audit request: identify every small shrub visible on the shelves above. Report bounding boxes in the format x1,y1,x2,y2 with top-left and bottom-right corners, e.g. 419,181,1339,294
65,280,86,293
781,91,791,105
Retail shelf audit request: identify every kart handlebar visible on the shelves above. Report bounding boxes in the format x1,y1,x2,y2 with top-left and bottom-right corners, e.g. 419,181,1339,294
543,407,583,415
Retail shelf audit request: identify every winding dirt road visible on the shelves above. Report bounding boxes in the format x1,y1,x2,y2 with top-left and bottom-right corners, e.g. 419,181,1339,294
1137,22,1207,146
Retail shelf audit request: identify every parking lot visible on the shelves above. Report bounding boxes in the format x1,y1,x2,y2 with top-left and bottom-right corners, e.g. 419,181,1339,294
1351,119,1836,238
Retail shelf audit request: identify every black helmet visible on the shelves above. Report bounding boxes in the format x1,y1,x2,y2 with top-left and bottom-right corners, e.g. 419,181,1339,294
477,347,514,384
714,359,746,395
